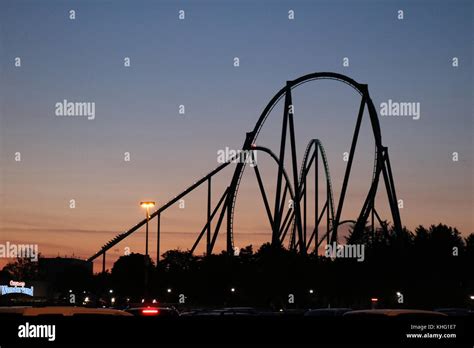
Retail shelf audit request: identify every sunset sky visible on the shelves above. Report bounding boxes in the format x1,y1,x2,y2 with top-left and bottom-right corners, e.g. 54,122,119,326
1,0,472,272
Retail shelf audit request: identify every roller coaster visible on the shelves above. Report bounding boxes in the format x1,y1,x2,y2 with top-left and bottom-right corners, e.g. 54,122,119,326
88,72,402,272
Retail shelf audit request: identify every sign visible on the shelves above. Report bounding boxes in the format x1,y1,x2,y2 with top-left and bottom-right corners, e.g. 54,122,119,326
0,280,34,296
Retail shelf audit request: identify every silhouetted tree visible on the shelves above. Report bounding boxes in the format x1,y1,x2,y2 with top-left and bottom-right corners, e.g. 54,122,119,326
96,225,472,309
111,253,154,297
2,255,40,280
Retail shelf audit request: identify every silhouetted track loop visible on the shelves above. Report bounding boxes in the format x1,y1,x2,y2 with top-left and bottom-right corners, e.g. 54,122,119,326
88,72,402,267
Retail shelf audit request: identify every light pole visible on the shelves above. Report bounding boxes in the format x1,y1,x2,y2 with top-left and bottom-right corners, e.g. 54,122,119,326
140,201,155,257
140,201,155,300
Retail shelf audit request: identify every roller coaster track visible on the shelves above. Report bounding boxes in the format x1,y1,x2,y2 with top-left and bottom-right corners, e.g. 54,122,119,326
290,139,336,251
87,72,402,271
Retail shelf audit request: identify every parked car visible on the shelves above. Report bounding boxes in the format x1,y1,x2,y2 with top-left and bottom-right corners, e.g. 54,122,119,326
180,307,259,317
0,306,132,317
125,306,179,317
343,309,447,318
434,308,473,316
304,308,353,317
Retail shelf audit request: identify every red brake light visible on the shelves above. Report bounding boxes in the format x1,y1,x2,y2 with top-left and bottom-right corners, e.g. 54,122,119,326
142,308,159,316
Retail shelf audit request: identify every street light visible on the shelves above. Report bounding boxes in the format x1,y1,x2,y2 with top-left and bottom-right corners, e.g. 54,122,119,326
309,289,314,294
140,201,155,301
140,201,155,257
230,287,236,293
167,288,172,293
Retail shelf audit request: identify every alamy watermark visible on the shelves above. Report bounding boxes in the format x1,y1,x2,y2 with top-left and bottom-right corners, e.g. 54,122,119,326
18,323,55,342
380,99,420,120
217,147,257,167
0,242,39,261
55,99,95,120
325,242,365,262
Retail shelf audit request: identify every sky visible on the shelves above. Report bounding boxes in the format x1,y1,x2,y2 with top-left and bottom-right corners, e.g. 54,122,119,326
0,0,472,272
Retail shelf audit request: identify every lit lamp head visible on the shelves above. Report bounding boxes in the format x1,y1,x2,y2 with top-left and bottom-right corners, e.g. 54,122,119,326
140,201,156,209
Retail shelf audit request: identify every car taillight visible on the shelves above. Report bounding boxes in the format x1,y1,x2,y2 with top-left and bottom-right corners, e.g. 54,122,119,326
142,308,159,316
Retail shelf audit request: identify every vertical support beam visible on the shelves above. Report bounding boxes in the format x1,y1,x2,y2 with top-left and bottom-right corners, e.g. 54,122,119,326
102,251,106,274
210,195,229,252
287,91,305,254
226,199,233,254
384,150,402,232
326,181,330,244
157,213,161,265
191,188,229,254
207,177,212,255
272,84,291,246
303,172,307,247
380,150,402,233
332,96,366,243
315,148,318,252
371,198,375,242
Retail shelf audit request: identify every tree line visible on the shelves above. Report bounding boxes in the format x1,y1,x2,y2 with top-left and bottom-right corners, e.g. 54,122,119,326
2,224,473,309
